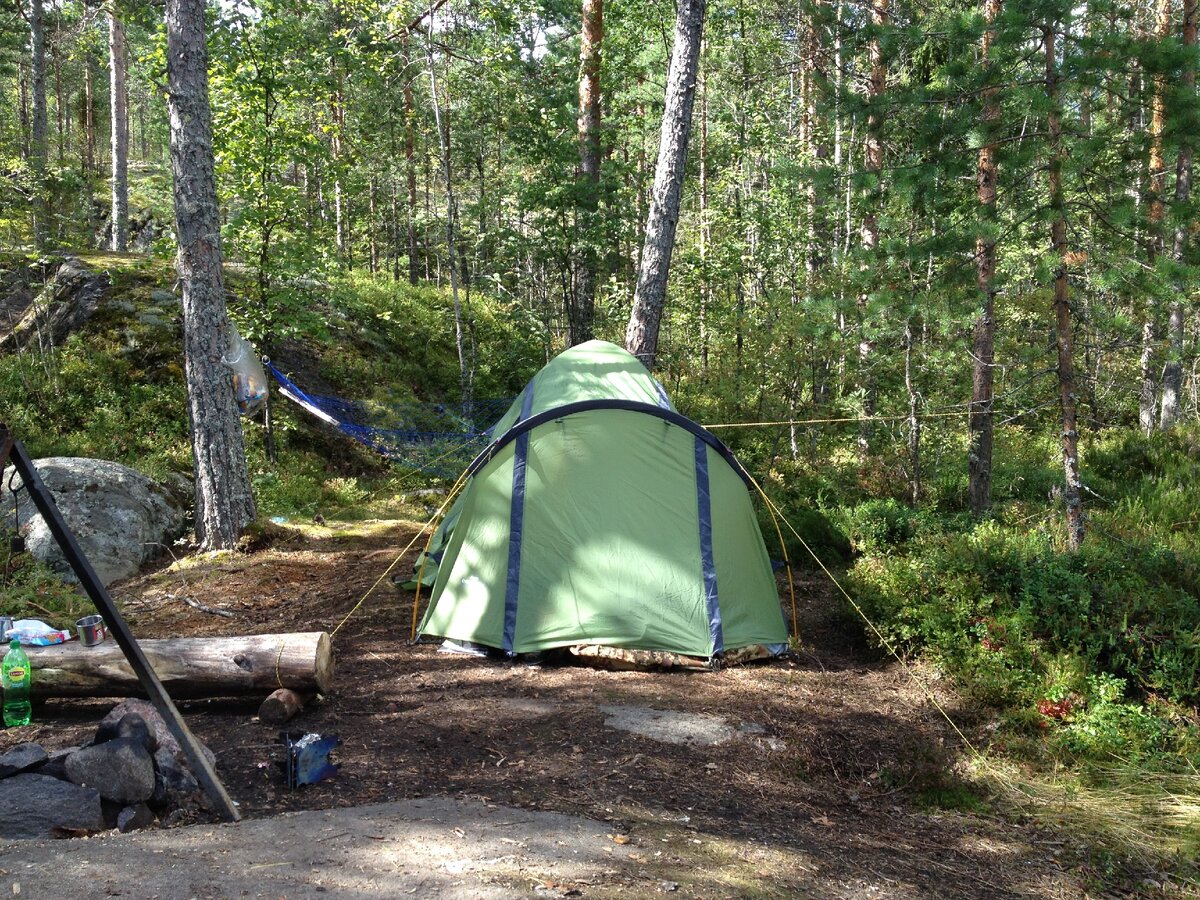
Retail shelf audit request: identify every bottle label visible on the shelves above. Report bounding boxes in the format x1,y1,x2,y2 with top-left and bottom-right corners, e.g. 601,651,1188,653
6,667,26,683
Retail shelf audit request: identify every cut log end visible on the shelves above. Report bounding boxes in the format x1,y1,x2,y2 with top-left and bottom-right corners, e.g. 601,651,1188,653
258,688,314,726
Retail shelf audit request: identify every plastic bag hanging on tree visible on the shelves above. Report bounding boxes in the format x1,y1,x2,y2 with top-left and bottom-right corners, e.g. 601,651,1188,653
222,325,268,416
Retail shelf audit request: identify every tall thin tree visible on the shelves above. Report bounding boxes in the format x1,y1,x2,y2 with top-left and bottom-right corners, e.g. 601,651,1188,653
1045,18,1085,551
572,0,603,346
625,0,707,370
165,0,256,550
29,0,48,247
969,0,1003,516
109,6,129,252
1162,0,1195,428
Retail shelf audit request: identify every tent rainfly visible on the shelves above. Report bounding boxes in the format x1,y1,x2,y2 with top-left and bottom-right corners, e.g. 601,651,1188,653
415,340,789,662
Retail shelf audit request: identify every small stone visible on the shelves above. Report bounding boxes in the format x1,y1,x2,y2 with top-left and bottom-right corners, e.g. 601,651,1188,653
0,774,104,839
116,803,155,833
0,744,48,779
65,738,155,804
97,700,177,756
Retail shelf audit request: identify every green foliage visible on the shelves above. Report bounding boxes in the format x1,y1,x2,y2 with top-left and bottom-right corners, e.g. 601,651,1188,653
0,530,89,626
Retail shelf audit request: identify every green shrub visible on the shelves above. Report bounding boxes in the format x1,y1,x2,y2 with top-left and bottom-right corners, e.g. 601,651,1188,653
841,498,920,555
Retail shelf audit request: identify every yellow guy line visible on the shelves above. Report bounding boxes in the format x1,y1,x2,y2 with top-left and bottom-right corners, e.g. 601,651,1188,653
329,466,472,639
705,409,972,430
744,471,990,768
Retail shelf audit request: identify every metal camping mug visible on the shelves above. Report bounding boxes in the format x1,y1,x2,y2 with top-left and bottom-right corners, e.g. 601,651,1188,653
76,615,106,647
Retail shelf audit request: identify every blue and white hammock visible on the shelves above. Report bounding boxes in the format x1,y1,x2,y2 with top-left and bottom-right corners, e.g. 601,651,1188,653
265,362,510,478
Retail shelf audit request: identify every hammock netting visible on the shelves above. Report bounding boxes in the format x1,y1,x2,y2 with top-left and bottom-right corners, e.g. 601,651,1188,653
266,362,511,478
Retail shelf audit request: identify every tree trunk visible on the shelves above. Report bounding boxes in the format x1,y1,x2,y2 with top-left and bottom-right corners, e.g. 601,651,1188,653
1162,0,1195,429
29,0,48,248
1140,0,1173,434
82,51,96,178
405,74,420,285
858,0,888,460
26,633,333,699
165,0,257,551
109,9,129,253
969,0,1002,516
1046,20,1085,551
425,16,473,413
625,0,706,370
571,0,603,346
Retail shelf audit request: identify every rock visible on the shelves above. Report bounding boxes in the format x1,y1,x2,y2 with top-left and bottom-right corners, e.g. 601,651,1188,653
151,746,199,808
116,803,155,833
65,738,155,804
94,708,157,756
0,773,105,839
0,743,49,779
0,458,186,586
35,746,79,782
0,256,110,353
98,700,178,755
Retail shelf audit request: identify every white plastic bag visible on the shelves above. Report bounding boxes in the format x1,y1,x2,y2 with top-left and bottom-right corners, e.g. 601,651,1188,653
222,325,268,416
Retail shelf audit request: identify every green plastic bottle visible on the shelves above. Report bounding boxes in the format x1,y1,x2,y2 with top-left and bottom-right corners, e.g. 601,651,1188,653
2,638,31,727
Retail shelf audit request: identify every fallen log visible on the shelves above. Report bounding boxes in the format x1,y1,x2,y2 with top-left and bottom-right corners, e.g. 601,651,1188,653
25,632,333,699
257,688,315,726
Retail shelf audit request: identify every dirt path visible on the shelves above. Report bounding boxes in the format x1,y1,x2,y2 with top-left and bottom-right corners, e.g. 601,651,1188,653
0,520,1099,897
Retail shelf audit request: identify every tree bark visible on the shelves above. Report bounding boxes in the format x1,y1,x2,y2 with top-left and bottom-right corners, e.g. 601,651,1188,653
29,0,48,248
625,0,706,370
258,688,316,725
858,0,888,460
405,73,420,285
26,633,333,699
1162,0,1195,428
82,50,96,178
1046,21,1085,551
1140,0,1173,433
424,13,473,413
571,0,603,346
165,0,257,550
969,0,1002,516
109,8,129,253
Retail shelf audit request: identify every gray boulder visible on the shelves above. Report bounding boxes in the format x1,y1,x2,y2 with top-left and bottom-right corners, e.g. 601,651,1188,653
116,802,155,833
0,256,110,353
0,457,186,586
0,774,104,838
0,743,49,779
64,738,155,804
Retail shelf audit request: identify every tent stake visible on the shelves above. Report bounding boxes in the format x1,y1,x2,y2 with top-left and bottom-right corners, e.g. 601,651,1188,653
0,423,240,823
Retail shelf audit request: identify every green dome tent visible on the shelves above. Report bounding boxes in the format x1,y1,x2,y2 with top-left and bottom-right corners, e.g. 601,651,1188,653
416,340,788,662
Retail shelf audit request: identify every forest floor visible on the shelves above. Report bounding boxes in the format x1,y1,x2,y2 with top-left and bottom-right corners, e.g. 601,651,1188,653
1,519,1138,897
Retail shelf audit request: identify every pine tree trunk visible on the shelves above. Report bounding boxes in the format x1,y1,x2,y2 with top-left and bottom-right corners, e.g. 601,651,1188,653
29,0,48,248
109,9,129,253
625,0,706,370
165,0,256,551
1162,0,1195,429
1046,21,1085,551
969,0,1002,517
571,0,603,346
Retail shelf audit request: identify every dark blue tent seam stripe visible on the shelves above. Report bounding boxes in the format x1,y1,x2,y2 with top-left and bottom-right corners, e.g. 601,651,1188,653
694,437,724,655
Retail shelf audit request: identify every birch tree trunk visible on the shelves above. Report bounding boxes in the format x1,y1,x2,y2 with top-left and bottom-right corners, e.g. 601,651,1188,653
858,0,888,460
571,0,603,346
625,0,706,370
109,8,129,253
969,0,1002,516
1140,0,1173,434
425,17,473,413
1162,0,1195,428
1046,20,1085,551
165,0,256,550
29,0,48,248
82,50,96,178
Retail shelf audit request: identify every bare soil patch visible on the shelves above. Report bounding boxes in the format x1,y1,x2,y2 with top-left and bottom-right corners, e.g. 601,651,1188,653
1,520,1103,897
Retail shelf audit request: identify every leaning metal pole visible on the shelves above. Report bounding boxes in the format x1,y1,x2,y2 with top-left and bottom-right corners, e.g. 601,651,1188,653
0,423,240,822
